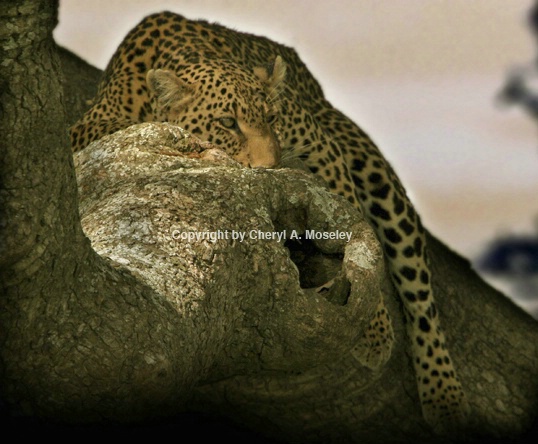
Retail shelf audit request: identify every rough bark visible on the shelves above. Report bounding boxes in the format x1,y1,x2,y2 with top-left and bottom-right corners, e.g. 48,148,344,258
1,1,538,443
0,0,196,424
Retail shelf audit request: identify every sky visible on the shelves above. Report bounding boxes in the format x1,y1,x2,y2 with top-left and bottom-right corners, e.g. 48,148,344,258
54,0,538,312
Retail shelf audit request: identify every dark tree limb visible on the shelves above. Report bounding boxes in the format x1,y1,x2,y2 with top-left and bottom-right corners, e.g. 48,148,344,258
56,45,102,126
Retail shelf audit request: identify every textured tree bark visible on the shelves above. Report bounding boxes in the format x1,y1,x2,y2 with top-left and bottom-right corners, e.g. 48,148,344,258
72,120,387,414
0,0,199,425
1,1,538,443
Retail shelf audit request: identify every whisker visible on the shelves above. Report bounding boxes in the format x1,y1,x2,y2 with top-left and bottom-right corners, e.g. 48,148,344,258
280,137,334,163
268,86,286,104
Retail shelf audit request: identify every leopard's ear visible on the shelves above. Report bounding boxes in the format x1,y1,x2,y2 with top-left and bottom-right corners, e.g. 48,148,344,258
146,69,196,110
253,56,287,99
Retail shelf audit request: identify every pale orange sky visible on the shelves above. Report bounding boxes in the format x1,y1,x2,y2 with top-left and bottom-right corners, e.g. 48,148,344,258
56,0,533,77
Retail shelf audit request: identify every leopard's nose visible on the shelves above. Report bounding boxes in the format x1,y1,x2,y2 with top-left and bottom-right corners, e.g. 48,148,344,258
245,133,281,168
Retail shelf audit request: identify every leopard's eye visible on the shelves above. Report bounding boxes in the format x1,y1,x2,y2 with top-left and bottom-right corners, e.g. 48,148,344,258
266,111,278,125
219,117,237,129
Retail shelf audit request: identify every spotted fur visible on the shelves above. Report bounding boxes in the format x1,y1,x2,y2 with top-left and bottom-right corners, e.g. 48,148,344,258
70,11,469,431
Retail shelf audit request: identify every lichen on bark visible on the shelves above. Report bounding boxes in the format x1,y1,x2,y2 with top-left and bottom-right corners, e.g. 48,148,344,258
75,122,387,379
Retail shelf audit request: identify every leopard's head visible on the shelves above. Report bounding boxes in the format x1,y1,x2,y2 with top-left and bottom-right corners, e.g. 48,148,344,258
147,56,286,168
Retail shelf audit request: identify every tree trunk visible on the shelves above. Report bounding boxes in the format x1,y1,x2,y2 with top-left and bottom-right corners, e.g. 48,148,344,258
1,1,538,443
0,0,201,424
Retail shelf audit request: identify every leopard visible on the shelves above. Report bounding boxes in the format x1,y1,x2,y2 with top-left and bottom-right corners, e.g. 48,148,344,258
70,11,470,432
